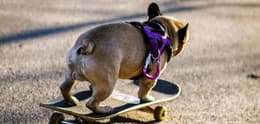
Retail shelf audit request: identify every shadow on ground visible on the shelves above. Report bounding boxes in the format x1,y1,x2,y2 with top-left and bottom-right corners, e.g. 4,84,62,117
0,3,200,45
1,1,259,45
0,2,260,45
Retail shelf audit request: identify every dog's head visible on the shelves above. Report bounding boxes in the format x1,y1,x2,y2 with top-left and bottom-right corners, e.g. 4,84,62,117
147,3,189,57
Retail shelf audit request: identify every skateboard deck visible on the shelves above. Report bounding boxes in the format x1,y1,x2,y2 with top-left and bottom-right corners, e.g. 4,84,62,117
40,79,181,122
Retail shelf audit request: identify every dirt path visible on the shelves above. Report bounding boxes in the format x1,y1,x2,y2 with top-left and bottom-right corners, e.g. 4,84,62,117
0,0,259,123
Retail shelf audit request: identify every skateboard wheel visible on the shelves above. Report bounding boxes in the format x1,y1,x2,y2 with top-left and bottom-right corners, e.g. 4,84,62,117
154,106,167,121
49,113,65,124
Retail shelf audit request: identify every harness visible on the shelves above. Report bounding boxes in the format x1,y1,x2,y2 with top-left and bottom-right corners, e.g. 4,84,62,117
129,21,173,80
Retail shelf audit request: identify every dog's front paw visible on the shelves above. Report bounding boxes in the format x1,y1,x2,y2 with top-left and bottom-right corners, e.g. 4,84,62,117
141,95,155,102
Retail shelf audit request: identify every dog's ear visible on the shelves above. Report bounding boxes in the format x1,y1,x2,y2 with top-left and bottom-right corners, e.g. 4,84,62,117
178,23,189,44
77,42,95,55
172,23,189,56
148,2,161,21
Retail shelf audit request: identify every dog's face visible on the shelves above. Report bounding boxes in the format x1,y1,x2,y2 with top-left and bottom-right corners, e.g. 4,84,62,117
148,3,189,57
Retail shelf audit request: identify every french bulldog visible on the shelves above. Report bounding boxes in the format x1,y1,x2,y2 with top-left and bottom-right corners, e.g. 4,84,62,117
60,3,189,113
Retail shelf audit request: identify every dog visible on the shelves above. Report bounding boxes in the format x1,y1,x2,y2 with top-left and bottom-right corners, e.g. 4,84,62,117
60,3,189,113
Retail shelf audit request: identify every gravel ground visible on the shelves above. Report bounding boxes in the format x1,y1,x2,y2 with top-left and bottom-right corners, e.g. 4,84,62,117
0,0,259,124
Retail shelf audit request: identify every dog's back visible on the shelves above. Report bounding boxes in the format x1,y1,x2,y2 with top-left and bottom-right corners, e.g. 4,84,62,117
68,23,149,80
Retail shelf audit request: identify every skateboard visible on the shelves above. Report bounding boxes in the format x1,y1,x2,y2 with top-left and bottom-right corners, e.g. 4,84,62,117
40,79,181,123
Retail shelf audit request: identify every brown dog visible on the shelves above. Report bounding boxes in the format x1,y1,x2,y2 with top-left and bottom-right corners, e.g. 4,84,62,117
60,3,189,113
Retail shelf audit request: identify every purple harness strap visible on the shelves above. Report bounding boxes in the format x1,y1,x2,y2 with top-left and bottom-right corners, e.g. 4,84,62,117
143,22,171,79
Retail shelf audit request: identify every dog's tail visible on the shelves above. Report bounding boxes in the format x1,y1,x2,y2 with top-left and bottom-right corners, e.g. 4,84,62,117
76,41,95,55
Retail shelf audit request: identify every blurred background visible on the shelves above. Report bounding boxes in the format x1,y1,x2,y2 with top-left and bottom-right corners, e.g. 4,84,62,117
0,0,259,123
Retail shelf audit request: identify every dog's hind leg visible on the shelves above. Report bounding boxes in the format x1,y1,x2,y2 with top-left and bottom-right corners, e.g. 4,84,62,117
86,78,116,113
60,71,79,106
138,77,158,102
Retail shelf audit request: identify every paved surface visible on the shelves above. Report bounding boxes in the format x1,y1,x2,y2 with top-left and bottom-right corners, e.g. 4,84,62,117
0,0,259,123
